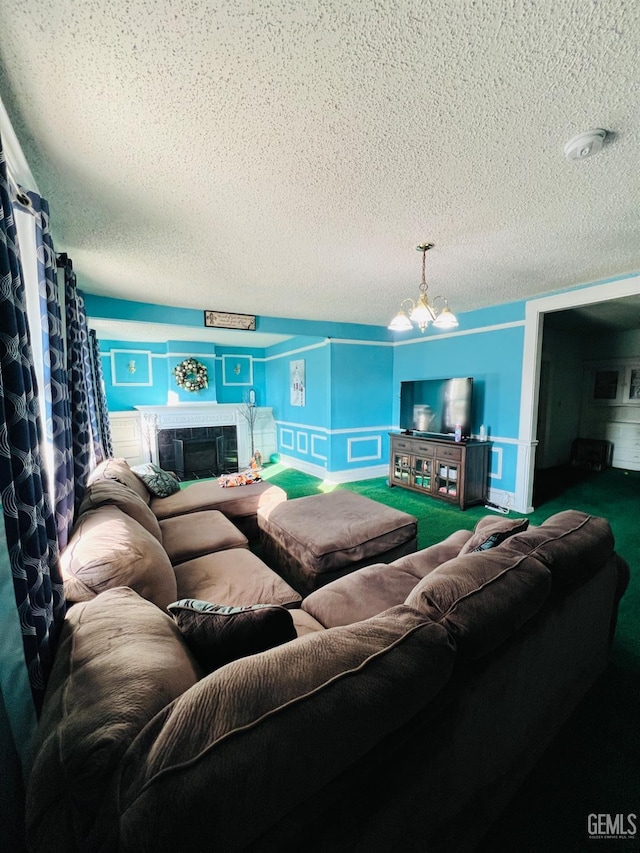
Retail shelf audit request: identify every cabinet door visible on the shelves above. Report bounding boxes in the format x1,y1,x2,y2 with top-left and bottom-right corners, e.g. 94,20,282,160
624,367,640,404
413,456,433,492
591,368,622,403
435,460,460,501
391,451,412,485
586,364,640,406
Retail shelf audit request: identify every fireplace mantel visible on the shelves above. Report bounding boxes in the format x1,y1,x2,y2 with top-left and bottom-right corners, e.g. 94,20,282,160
134,404,276,469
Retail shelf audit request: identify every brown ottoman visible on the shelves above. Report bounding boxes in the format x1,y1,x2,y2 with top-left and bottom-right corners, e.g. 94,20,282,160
257,491,418,596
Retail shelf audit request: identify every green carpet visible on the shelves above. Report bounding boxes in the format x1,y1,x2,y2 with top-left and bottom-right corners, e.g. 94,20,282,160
259,463,639,852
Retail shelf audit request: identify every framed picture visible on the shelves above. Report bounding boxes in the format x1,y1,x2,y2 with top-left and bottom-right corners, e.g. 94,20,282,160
290,359,306,407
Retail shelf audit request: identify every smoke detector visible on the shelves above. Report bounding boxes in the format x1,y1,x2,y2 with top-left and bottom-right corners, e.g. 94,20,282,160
564,129,607,161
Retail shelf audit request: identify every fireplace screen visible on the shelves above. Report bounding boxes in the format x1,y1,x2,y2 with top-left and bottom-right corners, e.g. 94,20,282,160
158,426,238,480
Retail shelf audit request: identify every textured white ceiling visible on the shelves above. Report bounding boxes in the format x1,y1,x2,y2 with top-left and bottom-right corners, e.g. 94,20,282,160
0,0,639,334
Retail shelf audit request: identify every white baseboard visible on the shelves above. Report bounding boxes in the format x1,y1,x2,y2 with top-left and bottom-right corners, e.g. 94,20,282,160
277,455,388,484
322,463,389,484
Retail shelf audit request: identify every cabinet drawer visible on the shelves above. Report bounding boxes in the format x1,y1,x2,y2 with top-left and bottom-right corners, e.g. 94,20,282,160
613,448,640,464
392,438,417,453
614,439,640,452
436,445,463,461
604,423,640,441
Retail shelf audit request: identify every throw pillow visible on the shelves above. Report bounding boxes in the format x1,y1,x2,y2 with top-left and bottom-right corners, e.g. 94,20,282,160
167,599,297,672
458,516,529,556
131,463,181,497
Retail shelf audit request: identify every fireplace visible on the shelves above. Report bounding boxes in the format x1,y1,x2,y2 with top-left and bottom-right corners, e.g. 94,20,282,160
158,426,237,480
134,404,276,472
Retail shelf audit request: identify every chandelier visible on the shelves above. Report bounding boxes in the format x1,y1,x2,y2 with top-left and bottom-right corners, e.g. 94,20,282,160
388,243,458,333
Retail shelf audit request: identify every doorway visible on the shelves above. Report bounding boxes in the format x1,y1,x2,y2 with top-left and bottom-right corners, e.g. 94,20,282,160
517,274,640,513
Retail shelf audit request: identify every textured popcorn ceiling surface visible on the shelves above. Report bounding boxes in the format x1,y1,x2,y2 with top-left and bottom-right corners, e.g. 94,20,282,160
0,0,639,335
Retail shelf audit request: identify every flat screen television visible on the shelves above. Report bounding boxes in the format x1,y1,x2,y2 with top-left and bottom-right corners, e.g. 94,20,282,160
399,377,473,439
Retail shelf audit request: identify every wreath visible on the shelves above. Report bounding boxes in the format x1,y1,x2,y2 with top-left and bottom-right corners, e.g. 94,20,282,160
173,358,208,392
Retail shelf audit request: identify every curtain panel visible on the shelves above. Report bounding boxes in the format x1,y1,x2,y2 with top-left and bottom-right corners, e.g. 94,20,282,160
89,328,113,458
0,141,65,720
62,260,107,511
28,193,75,548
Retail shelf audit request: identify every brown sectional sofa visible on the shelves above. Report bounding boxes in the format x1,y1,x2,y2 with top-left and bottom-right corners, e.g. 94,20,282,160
60,457,300,610
27,505,628,853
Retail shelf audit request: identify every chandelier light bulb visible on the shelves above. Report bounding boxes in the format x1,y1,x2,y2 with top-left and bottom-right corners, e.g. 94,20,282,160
388,310,413,332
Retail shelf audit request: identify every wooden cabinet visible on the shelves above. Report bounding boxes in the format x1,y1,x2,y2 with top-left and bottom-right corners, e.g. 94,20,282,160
580,359,640,471
389,434,490,510
603,422,640,471
587,362,640,406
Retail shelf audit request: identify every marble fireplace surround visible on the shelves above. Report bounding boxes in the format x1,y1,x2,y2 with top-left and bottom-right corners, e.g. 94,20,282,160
134,404,275,470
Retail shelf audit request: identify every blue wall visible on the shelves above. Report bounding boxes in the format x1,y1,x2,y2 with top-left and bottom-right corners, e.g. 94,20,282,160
392,302,526,493
327,342,394,472
264,337,331,471
261,338,394,474
90,294,529,492
99,338,266,410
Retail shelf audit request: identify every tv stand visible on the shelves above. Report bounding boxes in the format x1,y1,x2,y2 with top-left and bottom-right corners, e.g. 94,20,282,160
389,433,489,510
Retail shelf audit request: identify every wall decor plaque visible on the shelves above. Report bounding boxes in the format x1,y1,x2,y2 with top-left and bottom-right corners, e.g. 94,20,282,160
204,310,256,331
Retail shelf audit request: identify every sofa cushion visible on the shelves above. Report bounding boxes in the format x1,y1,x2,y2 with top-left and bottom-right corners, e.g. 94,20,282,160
167,599,297,672
389,529,474,575
502,510,615,589
303,561,416,628
77,479,163,541
116,606,456,852
458,515,529,556
173,548,302,609
302,529,472,629
131,463,181,497
159,510,248,565
405,548,552,660
87,457,151,504
26,588,201,853
61,506,177,609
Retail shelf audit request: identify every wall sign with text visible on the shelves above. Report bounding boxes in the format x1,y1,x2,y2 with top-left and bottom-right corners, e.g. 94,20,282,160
204,310,256,331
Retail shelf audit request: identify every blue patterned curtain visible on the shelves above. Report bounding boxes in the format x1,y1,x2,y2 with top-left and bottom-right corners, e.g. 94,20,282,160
27,193,75,548
62,258,109,511
0,141,65,722
89,328,113,458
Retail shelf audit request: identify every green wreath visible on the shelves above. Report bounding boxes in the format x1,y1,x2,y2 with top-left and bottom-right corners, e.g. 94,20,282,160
173,358,208,392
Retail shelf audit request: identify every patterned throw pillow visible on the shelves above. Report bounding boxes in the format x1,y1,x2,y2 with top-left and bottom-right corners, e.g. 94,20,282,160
131,463,181,497
458,516,530,556
167,599,297,672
